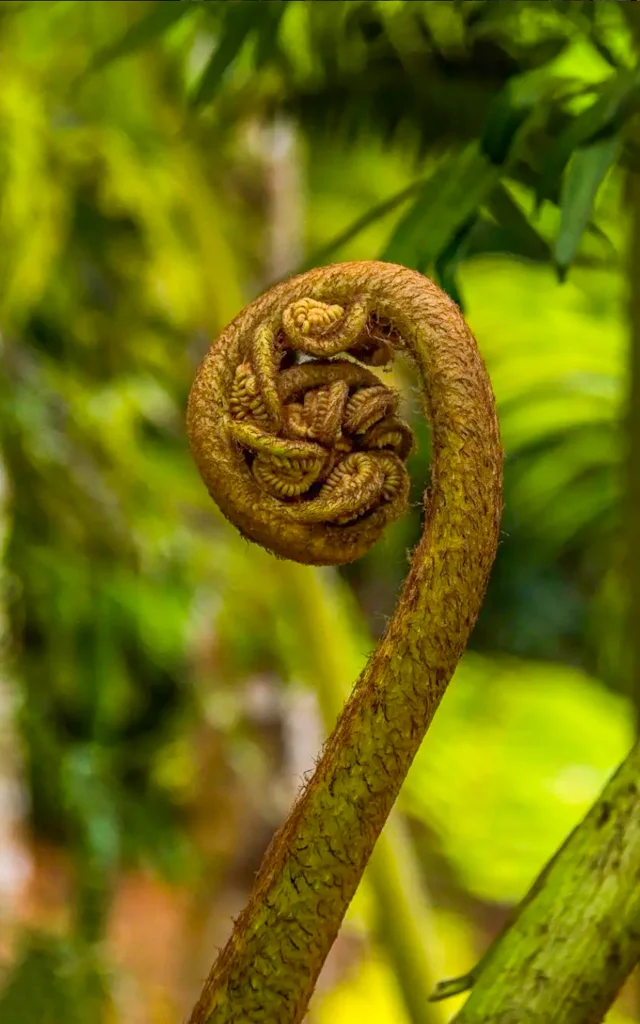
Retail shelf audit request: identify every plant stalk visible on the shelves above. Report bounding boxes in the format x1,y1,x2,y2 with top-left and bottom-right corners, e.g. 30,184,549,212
280,562,447,1024
445,741,640,1024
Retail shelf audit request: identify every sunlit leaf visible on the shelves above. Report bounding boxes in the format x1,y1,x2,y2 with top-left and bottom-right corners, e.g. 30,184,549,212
555,132,621,277
589,3,635,71
536,68,638,204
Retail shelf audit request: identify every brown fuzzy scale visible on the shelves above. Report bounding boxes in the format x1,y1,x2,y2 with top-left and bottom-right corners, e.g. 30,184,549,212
186,261,503,1024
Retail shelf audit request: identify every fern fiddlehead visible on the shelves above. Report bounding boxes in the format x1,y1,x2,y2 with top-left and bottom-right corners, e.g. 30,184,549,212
187,261,503,1024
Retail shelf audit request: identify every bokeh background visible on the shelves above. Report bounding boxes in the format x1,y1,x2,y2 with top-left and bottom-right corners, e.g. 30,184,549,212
0,2,638,1022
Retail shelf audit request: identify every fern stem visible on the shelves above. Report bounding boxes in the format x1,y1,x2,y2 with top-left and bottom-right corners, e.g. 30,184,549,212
187,261,502,1023
283,561,447,1024
448,741,640,1024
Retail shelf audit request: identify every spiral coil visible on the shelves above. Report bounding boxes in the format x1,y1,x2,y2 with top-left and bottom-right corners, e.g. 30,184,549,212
188,279,416,565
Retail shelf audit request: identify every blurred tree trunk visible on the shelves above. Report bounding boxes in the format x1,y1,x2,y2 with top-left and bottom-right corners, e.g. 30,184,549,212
625,161,640,1023
626,170,640,726
622,13,640,1007
0,449,30,958
263,114,305,286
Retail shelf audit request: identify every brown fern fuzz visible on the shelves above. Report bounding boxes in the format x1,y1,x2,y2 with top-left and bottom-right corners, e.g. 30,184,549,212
187,261,503,1024
188,268,415,565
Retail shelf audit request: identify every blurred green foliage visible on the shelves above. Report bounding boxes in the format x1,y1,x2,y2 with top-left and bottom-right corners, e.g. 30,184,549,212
0,0,245,958
0,1,639,1022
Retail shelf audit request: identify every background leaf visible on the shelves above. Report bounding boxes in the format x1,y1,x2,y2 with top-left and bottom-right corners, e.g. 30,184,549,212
536,68,638,205
191,1,265,107
91,1,195,71
555,132,622,276
381,145,500,269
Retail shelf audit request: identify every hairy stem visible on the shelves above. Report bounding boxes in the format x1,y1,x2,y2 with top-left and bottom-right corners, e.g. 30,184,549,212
283,562,447,1024
445,741,640,1024
187,261,502,1023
